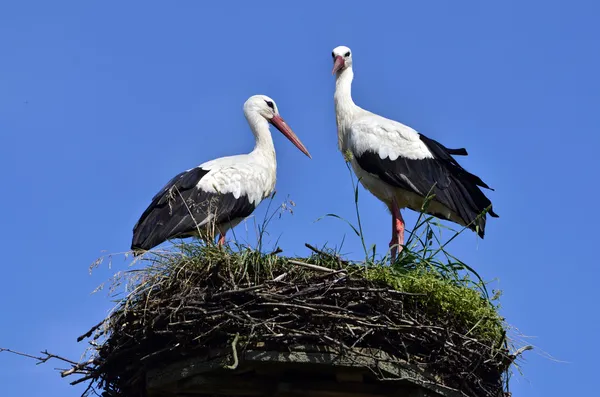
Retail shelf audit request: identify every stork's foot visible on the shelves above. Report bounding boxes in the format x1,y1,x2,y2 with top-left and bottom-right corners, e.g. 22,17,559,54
389,239,400,262
218,234,226,246
389,227,405,262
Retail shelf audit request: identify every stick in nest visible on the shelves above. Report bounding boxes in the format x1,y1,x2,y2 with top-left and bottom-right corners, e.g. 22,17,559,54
0,348,90,377
288,259,346,274
305,243,348,265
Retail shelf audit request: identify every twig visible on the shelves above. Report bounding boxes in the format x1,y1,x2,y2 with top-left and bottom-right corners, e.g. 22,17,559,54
61,359,95,377
351,329,374,348
272,272,288,282
288,259,346,274
331,285,425,296
212,284,266,298
77,320,105,342
305,243,348,264
510,345,533,359
0,348,80,367
0,348,97,383
313,269,348,281
269,247,283,255
259,302,319,311
140,344,179,362
70,374,94,386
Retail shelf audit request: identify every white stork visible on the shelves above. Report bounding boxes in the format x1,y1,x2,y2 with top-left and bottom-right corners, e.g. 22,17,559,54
131,95,311,253
331,45,498,260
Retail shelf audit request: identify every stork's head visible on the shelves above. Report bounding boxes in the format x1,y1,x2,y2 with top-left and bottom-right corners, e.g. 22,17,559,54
244,95,311,159
244,94,281,120
331,45,353,75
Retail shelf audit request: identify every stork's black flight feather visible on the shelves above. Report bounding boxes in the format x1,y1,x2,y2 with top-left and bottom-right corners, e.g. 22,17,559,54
355,135,498,237
131,167,256,252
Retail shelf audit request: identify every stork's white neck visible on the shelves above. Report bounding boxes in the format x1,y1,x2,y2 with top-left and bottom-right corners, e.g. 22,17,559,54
245,111,276,161
334,67,359,151
335,67,356,111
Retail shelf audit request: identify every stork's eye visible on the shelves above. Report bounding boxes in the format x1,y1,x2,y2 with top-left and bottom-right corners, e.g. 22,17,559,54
265,100,274,110
332,52,335,58
345,51,351,57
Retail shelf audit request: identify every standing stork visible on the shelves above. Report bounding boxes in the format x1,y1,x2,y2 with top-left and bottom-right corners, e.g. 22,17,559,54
331,45,498,261
131,95,311,254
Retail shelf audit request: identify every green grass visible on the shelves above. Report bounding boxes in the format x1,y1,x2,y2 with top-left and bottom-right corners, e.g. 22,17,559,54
363,265,504,342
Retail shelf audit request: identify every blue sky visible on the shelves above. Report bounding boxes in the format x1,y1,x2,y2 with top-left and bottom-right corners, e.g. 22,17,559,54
1,1,598,395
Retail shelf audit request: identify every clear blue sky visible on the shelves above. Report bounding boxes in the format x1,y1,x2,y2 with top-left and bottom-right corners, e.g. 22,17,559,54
1,1,598,395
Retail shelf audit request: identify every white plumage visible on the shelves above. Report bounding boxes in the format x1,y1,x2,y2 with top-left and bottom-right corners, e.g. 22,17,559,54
131,95,311,253
349,116,434,161
331,45,498,260
196,155,276,206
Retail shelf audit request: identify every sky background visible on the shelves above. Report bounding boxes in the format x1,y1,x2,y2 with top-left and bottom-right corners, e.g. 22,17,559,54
1,1,598,395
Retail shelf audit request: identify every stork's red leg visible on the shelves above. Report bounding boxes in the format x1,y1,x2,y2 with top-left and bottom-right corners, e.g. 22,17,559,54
389,210,397,258
389,200,405,262
218,233,226,246
396,210,405,252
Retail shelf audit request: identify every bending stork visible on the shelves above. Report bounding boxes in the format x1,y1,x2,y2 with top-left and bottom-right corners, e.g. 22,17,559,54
331,45,498,261
131,95,311,254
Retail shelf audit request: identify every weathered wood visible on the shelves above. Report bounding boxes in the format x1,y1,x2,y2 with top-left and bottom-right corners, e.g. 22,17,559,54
179,374,270,396
335,369,364,383
146,345,466,397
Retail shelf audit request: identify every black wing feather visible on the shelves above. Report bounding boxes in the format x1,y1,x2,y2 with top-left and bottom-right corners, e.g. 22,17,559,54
420,135,492,190
445,147,468,156
131,167,256,252
355,135,498,238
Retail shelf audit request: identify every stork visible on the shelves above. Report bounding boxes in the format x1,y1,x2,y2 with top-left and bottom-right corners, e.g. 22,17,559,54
131,95,311,254
331,45,498,261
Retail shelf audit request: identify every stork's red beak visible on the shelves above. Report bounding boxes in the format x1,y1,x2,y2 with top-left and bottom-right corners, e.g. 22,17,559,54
270,115,312,159
332,55,345,75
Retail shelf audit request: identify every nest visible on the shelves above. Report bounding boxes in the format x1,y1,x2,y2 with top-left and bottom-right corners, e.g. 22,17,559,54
70,242,518,397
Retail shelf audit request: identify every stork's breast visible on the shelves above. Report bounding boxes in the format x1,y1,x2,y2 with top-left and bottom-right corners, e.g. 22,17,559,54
351,159,395,205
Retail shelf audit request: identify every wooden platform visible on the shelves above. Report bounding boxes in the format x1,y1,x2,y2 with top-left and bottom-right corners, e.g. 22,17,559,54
147,344,466,397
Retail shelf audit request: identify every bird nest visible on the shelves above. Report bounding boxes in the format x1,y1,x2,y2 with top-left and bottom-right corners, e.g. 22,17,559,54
64,240,523,397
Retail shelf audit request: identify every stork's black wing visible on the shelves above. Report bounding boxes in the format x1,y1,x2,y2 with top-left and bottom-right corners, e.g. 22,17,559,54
131,167,256,252
354,135,498,237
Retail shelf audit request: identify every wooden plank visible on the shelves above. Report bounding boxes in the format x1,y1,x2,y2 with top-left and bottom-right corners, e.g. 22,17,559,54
146,346,467,397
177,374,269,396
274,380,399,397
335,369,364,383
147,354,230,390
